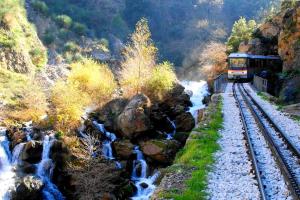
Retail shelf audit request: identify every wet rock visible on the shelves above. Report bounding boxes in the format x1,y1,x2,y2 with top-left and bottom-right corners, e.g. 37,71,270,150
7,128,26,149
173,132,190,146
12,175,43,200
174,112,195,132
113,140,134,160
21,141,43,164
20,161,36,174
117,94,151,139
139,139,180,164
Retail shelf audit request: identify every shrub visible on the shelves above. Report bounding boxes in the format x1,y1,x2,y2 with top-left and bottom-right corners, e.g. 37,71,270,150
58,28,69,40
31,0,48,15
0,29,16,48
0,68,48,123
72,22,87,35
55,15,73,29
50,81,90,133
69,58,117,104
43,32,55,45
29,48,48,68
64,41,79,52
146,62,177,99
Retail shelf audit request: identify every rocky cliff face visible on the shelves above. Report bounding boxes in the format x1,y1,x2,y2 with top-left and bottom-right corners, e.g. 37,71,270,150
238,1,300,104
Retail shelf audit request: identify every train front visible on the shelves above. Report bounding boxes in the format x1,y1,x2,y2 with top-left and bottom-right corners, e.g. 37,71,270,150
228,53,248,80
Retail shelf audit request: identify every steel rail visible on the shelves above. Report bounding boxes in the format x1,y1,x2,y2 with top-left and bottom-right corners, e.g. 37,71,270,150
232,82,267,200
238,83,300,199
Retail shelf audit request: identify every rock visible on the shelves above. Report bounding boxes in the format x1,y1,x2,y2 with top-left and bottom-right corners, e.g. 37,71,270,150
12,175,43,200
280,76,300,103
149,104,174,133
117,94,151,139
21,141,43,164
174,112,195,132
95,98,128,132
7,128,26,150
113,140,134,160
139,139,180,164
20,161,36,174
211,94,221,104
173,132,190,146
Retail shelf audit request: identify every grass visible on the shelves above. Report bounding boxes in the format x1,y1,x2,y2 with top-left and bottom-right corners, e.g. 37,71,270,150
160,97,223,200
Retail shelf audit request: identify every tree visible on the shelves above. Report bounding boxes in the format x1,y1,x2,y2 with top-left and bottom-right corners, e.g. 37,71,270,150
226,17,257,53
120,18,157,97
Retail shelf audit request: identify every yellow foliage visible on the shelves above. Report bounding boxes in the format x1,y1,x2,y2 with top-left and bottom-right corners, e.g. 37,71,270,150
50,58,117,133
120,18,177,98
69,58,117,104
146,62,177,99
120,18,158,97
0,68,48,123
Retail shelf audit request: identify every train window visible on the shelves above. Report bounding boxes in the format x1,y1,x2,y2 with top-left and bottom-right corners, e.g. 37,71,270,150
229,58,247,69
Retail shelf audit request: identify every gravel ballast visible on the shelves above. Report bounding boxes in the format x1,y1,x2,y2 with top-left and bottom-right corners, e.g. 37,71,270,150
244,83,300,151
207,83,260,200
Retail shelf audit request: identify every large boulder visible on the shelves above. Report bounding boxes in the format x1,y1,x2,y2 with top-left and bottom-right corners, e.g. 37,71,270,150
95,98,128,132
113,140,134,160
139,140,180,164
21,141,43,164
174,112,195,132
7,128,26,150
117,94,151,139
12,175,44,200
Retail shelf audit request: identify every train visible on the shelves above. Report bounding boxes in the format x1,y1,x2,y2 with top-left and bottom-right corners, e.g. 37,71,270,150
228,53,282,80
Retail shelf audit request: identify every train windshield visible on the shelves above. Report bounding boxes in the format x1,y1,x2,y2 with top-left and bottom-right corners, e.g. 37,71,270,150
229,58,247,69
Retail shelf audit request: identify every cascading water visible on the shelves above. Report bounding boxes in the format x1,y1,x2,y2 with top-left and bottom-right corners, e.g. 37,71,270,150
37,134,65,200
166,117,176,140
11,142,25,165
23,121,33,141
181,81,209,120
0,127,15,200
92,121,122,168
131,146,160,200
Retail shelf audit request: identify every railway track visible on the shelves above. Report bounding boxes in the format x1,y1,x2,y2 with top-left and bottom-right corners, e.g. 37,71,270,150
233,82,300,200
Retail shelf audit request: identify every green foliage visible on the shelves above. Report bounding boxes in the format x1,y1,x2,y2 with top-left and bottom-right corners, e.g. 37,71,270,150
43,31,55,45
0,29,16,48
29,48,48,68
64,41,79,52
72,22,87,35
58,28,69,40
147,62,177,99
162,97,223,200
31,0,48,15
55,14,73,29
227,17,257,53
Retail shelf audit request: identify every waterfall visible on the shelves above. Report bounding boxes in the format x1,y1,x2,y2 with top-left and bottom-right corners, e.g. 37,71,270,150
37,135,65,200
92,121,118,161
131,146,160,200
181,81,209,120
0,127,15,200
166,117,176,140
11,143,25,165
23,121,33,141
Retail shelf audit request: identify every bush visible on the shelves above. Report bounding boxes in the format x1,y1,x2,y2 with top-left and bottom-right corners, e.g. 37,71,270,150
69,58,117,104
0,29,16,48
146,62,177,99
0,68,48,123
50,81,90,133
50,58,117,132
29,48,48,68
43,32,55,45
72,22,87,35
58,28,69,40
31,0,48,15
55,15,73,29
64,41,79,52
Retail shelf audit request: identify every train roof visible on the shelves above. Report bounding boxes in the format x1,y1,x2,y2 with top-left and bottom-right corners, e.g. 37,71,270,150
228,53,281,60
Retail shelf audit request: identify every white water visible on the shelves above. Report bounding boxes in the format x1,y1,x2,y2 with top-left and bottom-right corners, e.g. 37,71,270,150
23,121,33,141
181,81,209,120
166,117,176,140
0,128,15,200
37,135,65,200
93,121,122,169
11,142,25,165
131,146,160,200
